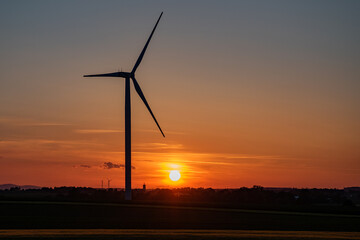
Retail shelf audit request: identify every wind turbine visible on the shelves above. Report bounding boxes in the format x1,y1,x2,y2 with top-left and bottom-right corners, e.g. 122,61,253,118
84,12,165,200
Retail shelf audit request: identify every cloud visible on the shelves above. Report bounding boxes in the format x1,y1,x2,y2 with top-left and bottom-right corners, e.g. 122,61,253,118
73,164,92,168
0,117,71,127
136,129,185,135
75,129,123,134
0,139,102,149
79,164,91,168
135,142,184,151
103,162,135,170
103,162,124,169
22,122,71,127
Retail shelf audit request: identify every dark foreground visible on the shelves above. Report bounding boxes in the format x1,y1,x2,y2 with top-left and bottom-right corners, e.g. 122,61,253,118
1,201,359,231
1,229,360,240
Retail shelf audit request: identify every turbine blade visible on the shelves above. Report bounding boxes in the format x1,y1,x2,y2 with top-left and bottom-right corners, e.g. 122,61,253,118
131,12,163,74
131,77,165,137
83,72,121,77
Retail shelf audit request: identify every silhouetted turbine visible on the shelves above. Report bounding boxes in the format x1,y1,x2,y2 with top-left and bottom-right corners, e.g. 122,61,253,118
84,12,165,200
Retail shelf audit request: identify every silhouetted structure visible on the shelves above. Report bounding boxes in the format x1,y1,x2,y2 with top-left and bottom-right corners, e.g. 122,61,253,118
84,13,165,201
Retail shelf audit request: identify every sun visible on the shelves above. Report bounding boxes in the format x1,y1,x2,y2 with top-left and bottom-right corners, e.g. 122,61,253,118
169,170,181,181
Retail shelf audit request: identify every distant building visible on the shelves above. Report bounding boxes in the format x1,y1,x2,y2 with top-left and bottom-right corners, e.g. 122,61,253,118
143,183,146,191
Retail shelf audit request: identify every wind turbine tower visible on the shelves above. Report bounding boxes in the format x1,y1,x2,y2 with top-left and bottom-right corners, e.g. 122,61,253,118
84,12,165,200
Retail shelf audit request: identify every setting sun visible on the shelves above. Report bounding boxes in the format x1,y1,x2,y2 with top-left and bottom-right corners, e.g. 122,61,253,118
169,170,181,181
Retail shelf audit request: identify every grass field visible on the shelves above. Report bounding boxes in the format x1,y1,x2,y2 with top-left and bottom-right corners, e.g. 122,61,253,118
0,229,360,240
1,201,359,231
1,201,359,239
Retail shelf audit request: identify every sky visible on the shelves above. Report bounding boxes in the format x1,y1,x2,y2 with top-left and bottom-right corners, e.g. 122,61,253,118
0,0,359,189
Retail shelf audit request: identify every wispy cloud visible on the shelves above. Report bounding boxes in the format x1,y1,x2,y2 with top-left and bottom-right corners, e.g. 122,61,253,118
72,164,92,169
134,142,184,150
21,122,72,127
136,129,185,135
132,151,309,174
0,139,101,148
103,162,135,170
0,117,71,127
75,129,123,134
103,162,124,169
80,164,91,168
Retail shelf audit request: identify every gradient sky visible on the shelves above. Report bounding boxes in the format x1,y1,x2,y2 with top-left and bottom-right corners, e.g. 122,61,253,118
1,0,359,188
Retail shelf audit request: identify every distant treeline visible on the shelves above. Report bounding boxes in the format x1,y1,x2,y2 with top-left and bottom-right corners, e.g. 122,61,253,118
1,186,359,214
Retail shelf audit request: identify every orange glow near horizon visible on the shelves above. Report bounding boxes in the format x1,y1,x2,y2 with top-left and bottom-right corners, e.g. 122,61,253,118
1,124,358,189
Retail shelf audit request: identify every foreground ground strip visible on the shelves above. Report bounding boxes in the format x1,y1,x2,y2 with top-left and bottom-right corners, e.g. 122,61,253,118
0,229,360,240
2,201,359,218
1,201,359,234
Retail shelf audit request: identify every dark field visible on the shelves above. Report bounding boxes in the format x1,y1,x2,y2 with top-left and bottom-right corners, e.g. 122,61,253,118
1,229,360,240
1,201,359,231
